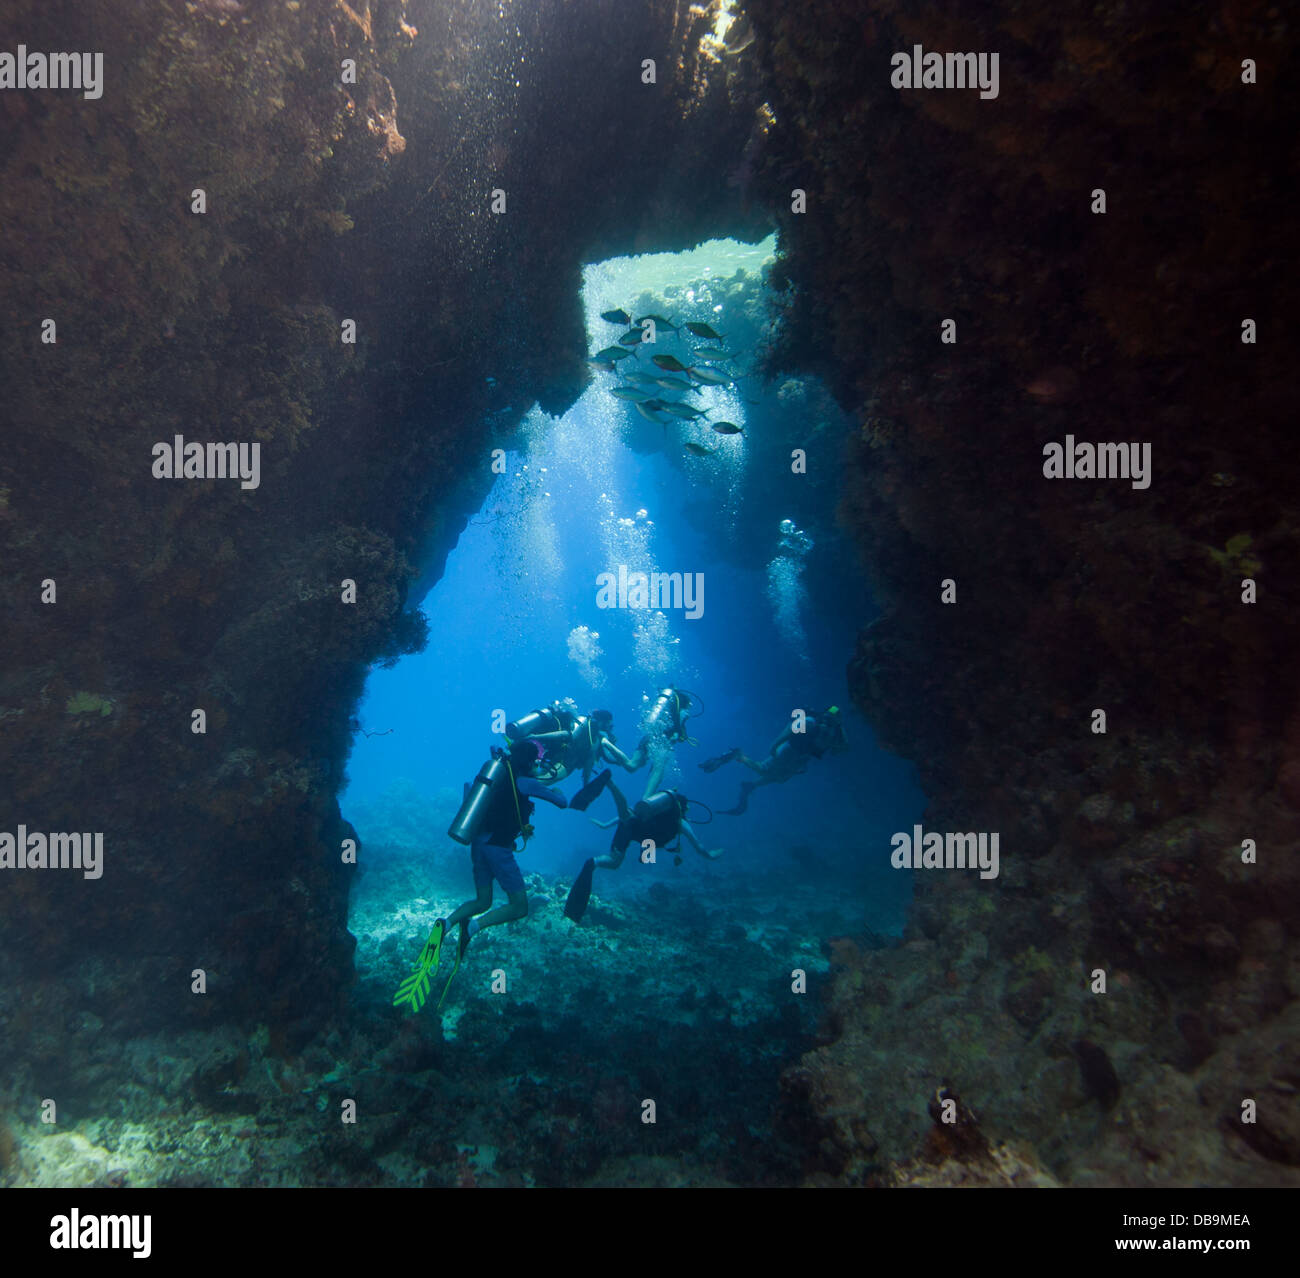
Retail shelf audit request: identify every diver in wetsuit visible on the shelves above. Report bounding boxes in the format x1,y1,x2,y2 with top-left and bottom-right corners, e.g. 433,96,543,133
701,706,848,815
563,777,721,922
567,708,639,783
393,737,571,1016
437,737,568,961
505,701,581,782
506,701,637,796
561,707,660,811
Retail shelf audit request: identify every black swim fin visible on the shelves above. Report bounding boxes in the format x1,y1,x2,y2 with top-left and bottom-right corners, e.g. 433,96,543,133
569,769,611,812
434,922,471,1013
699,747,740,774
563,858,596,922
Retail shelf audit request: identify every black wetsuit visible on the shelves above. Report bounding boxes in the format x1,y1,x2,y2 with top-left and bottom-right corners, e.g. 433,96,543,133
612,793,683,854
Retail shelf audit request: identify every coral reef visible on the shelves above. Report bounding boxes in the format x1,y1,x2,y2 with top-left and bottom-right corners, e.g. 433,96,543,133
745,0,1296,1184
0,851,857,1187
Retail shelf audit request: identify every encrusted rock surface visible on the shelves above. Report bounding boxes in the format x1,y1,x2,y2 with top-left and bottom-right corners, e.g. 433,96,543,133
1,0,766,1036
746,0,1296,1183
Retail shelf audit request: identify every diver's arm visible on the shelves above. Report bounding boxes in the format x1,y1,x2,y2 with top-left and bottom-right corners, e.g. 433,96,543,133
600,738,637,770
624,737,650,770
679,819,722,860
517,777,568,809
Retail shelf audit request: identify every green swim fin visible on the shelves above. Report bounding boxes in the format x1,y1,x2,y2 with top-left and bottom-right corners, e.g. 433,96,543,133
392,920,445,1014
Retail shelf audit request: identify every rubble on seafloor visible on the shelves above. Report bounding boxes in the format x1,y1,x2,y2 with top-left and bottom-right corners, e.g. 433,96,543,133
0,851,893,1188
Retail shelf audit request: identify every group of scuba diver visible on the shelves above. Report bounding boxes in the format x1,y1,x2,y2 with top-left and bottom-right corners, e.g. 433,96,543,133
392,689,849,1014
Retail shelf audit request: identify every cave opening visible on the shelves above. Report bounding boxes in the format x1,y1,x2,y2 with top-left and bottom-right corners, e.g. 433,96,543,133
337,237,923,1180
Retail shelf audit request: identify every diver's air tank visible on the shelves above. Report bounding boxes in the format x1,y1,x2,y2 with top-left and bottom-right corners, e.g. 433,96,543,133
643,688,678,736
507,701,579,742
635,789,681,822
505,708,559,742
448,752,510,845
567,714,596,769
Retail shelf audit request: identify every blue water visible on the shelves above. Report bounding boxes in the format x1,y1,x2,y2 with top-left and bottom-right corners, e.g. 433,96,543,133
342,245,924,935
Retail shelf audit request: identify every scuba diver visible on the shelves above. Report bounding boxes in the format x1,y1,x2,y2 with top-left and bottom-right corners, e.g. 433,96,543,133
503,699,580,781
700,705,849,816
631,686,700,792
505,700,638,805
394,737,566,1014
562,776,721,923
572,685,701,815
564,708,642,805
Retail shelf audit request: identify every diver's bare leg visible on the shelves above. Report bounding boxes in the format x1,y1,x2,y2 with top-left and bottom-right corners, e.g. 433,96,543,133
642,749,669,799
605,777,632,823
594,843,627,871
470,889,528,931
445,887,493,927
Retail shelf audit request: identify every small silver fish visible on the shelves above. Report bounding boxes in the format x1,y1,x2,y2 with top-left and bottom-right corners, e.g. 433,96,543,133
684,322,724,341
689,367,732,386
636,314,679,332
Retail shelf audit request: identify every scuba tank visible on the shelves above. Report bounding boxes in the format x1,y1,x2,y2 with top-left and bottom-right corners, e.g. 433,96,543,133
632,790,689,846
566,714,599,771
506,707,574,777
448,750,511,845
643,688,689,740
634,789,684,823
614,789,685,857
506,707,565,742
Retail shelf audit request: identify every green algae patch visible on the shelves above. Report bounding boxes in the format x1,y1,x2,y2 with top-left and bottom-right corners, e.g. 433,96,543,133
1206,532,1261,578
65,692,113,717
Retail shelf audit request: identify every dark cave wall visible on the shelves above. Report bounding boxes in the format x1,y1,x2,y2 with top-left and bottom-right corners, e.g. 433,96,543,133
744,0,1298,1182
0,0,766,1039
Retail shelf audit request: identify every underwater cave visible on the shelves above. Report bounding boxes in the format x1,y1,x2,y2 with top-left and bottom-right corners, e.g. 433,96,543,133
0,0,1295,1240
339,240,923,1183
